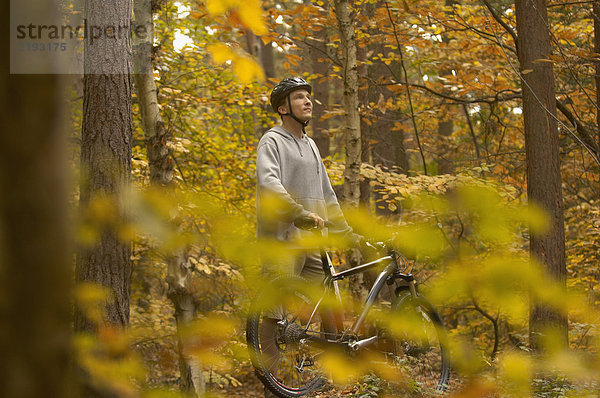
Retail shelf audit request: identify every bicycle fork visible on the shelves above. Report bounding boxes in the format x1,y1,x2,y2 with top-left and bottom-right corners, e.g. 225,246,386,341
391,272,418,298
352,263,397,336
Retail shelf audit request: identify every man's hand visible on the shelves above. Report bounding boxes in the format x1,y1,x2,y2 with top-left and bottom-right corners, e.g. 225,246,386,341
307,212,325,229
350,232,365,248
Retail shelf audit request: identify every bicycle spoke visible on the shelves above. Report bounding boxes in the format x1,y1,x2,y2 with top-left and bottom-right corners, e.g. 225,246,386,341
248,276,329,396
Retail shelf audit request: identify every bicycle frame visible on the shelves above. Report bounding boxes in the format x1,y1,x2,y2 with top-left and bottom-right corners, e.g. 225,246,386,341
308,247,418,345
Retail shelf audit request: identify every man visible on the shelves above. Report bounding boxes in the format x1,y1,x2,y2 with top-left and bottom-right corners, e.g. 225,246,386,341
255,77,358,397
256,77,356,279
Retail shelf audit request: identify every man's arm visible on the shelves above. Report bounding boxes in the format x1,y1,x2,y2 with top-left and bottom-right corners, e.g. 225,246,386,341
256,140,311,222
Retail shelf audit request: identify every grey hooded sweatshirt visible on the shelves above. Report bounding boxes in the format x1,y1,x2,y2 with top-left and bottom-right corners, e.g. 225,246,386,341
256,125,352,242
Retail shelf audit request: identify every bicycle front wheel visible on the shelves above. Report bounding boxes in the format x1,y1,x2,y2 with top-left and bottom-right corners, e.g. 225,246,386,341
246,275,334,397
380,290,451,394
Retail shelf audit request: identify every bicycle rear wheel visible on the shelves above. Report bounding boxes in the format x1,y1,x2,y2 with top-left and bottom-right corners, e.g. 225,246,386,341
246,275,334,397
376,290,450,394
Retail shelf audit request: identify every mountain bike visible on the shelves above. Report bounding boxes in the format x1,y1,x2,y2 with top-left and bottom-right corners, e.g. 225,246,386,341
246,221,451,397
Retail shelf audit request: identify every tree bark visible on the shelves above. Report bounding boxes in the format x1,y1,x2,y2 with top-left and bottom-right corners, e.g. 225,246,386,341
1,77,73,398
334,0,361,208
1,8,72,394
133,0,172,187
261,39,276,80
307,1,333,158
366,1,408,214
75,0,133,333
245,27,275,80
594,0,600,148
357,35,370,210
310,36,331,157
436,0,458,174
133,0,204,395
514,0,568,350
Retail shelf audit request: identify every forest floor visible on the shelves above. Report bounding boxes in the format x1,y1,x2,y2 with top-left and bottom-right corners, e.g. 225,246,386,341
215,365,358,398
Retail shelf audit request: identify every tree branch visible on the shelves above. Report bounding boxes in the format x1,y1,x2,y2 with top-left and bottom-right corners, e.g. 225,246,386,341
296,35,343,67
480,0,518,47
438,11,517,54
463,104,481,160
382,80,522,105
556,99,600,158
470,296,500,361
548,0,593,7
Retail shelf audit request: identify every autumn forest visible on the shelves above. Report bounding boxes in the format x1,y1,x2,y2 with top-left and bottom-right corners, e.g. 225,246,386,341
2,0,600,397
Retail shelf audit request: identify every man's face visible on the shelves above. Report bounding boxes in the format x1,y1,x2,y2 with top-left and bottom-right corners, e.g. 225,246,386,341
278,89,312,121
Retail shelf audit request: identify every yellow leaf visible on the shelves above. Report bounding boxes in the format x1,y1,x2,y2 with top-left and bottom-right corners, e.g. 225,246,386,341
376,93,386,114
237,0,267,35
234,56,265,83
205,0,265,35
208,43,233,64
205,0,232,15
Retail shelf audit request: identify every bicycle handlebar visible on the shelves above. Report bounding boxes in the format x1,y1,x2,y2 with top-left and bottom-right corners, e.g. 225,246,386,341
294,216,398,253
294,216,333,230
294,216,411,271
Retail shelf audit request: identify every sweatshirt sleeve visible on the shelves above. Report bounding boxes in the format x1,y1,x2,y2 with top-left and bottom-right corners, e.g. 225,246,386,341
256,140,311,222
320,160,354,238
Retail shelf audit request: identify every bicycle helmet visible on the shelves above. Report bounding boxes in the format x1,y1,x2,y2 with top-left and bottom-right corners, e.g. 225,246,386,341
270,77,312,113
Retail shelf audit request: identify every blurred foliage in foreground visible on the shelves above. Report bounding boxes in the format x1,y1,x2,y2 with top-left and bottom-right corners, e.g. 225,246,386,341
72,172,599,397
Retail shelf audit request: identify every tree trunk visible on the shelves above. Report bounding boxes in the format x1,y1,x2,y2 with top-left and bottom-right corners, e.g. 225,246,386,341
366,1,409,214
133,0,173,187
514,0,568,350
258,7,276,80
436,0,458,174
132,0,204,395
75,0,133,333
310,36,331,157
245,29,262,59
308,4,332,158
334,0,361,208
357,24,370,211
260,39,276,80
335,0,364,304
1,4,72,394
594,0,600,148
245,27,275,80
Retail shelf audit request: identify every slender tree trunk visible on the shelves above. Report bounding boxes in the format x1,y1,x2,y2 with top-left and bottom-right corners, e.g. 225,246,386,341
334,0,361,208
261,39,276,80
245,27,275,80
133,0,173,187
335,0,364,304
256,4,276,79
437,0,457,174
357,21,370,211
366,1,408,214
514,0,568,350
75,0,133,333
133,0,204,395
594,0,600,148
245,29,262,59
310,36,331,157
1,4,72,393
